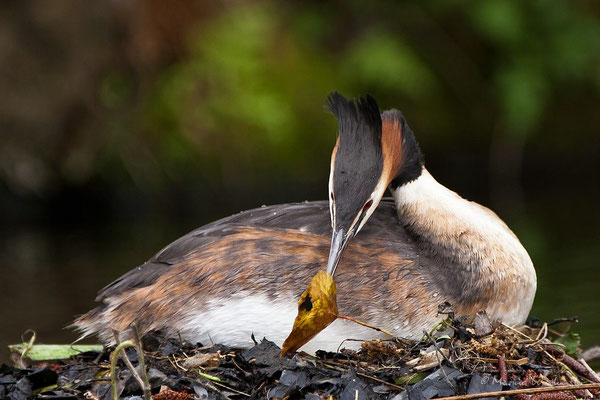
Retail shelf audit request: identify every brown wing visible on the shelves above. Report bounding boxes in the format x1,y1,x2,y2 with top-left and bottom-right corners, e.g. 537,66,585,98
95,199,405,302
74,198,448,342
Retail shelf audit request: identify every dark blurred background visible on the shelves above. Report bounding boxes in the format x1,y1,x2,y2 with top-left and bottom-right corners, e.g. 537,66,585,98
1,0,599,363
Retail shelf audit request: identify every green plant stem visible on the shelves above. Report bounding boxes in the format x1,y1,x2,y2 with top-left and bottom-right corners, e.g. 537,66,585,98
110,340,151,400
110,340,135,400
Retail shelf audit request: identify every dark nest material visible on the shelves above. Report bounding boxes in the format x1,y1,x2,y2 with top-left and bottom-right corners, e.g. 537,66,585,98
2,311,600,400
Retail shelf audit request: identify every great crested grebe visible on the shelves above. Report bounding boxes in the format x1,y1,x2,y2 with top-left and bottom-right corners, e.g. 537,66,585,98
74,93,537,353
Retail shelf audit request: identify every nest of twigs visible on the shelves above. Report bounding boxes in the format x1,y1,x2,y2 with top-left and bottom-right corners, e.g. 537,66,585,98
2,312,600,400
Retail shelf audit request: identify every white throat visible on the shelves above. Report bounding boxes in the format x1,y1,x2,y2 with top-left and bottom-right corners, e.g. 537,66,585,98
392,168,537,325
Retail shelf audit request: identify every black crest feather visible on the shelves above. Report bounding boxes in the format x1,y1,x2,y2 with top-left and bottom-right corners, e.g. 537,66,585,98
326,92,384,232
326,92,382,151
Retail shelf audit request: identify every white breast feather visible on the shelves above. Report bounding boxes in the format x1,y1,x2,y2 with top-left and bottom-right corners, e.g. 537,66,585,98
177,293,388,353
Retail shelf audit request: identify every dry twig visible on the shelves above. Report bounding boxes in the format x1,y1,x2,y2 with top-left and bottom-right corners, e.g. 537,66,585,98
434,383,600,400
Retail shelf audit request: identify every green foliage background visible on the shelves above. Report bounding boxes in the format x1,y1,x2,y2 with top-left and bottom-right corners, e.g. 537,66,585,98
95,0,600,191
0,0,599,359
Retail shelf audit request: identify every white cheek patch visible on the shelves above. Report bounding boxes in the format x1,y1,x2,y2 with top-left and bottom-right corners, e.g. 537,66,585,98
328,173,335,227
356,178,389,233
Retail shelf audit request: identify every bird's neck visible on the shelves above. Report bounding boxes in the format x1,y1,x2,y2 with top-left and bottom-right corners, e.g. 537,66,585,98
391,168,536,323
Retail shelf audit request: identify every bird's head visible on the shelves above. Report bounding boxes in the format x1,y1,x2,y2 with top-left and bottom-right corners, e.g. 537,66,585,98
325,92,423,275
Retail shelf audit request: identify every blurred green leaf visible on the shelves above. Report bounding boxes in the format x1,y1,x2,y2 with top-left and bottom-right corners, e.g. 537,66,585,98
395,372,429,385
554,332,581,357
496,62,548,136
342,30,437,100
9,344,103,362
467,0,524,47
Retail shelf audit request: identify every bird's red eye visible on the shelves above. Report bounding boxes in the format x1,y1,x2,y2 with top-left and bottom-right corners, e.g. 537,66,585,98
363,199,373,211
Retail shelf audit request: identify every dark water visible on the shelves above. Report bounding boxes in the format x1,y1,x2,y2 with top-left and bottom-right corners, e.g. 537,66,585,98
1,189,599,364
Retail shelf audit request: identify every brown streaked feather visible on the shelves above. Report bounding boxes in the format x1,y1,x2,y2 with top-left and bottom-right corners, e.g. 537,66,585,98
74,197,526,344
74,200,452,342
93,199,408,302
